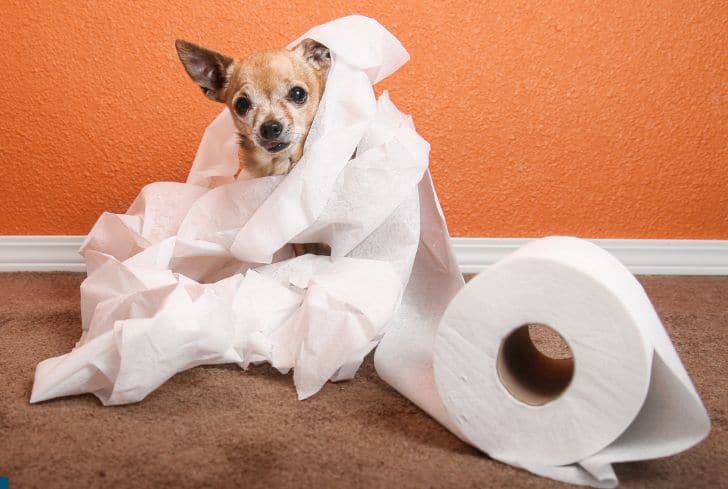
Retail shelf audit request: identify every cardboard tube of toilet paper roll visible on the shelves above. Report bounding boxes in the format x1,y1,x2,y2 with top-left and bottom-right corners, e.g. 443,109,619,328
431,236,710,484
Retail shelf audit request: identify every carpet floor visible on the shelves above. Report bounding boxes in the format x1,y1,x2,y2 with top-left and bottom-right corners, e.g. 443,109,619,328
0,272,726,489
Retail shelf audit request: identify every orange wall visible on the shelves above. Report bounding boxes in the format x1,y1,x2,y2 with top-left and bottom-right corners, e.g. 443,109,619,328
1,1,726,238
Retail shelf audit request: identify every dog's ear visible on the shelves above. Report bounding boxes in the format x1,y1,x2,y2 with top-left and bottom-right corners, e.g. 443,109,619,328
175,40,233,102
293,39,331,71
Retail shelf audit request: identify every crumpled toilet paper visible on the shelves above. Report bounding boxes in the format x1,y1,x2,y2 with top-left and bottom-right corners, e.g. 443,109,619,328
30,15,435,404
30,15,708,488
375,236,710,487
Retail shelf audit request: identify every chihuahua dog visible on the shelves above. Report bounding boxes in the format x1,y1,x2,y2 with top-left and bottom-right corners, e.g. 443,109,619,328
176,38,331,256
175,38,330,177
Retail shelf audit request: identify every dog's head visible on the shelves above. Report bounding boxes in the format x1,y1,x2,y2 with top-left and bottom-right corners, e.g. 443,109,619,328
175,39,330,176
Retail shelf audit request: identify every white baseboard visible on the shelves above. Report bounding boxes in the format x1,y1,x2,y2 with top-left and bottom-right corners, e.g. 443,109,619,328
1,236,726,275
452,237,728,275
0,236,87,272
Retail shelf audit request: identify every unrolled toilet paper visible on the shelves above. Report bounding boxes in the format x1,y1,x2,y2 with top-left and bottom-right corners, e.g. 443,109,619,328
30,16,423,404
376,236,710,487
26,13,709,486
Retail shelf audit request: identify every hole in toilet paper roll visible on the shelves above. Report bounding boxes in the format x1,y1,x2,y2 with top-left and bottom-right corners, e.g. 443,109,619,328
496,324,574,406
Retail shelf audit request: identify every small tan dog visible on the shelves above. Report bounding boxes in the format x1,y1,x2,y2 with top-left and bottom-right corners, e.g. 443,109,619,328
176,38,332,255
175,38,330,177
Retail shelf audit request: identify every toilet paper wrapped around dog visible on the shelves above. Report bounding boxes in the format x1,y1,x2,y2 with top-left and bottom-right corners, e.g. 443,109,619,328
30,15,434,404
375,236,710,487
30,14,708,487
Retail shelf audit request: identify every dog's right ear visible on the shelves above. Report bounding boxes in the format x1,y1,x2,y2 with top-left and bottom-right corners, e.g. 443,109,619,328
175,40,233,102
293,39,331,71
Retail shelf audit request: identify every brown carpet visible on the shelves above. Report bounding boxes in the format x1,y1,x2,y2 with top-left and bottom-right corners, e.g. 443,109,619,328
1,272,726,489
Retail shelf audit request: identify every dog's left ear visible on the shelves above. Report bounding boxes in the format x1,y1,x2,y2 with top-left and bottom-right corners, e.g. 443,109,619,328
175,40,233,102
293,39,331,71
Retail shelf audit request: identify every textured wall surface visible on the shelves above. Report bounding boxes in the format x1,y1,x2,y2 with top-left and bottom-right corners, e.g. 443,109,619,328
1,1,726,237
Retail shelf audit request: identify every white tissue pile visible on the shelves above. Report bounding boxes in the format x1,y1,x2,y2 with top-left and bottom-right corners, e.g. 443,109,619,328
30,15,710,489
30,15,462,405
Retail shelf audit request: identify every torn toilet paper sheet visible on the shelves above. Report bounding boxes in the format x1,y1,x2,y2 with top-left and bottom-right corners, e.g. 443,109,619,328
30,15,431,404
375,236,710,487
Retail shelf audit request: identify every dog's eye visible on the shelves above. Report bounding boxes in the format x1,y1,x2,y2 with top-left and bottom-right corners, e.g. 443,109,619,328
234,97,251,116
288,86,307,104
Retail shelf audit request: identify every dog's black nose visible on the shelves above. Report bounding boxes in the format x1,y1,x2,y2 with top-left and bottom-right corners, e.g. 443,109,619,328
260,121,283,140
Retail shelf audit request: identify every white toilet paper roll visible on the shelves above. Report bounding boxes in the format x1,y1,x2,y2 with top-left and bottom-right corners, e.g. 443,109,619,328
431,236,710,476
